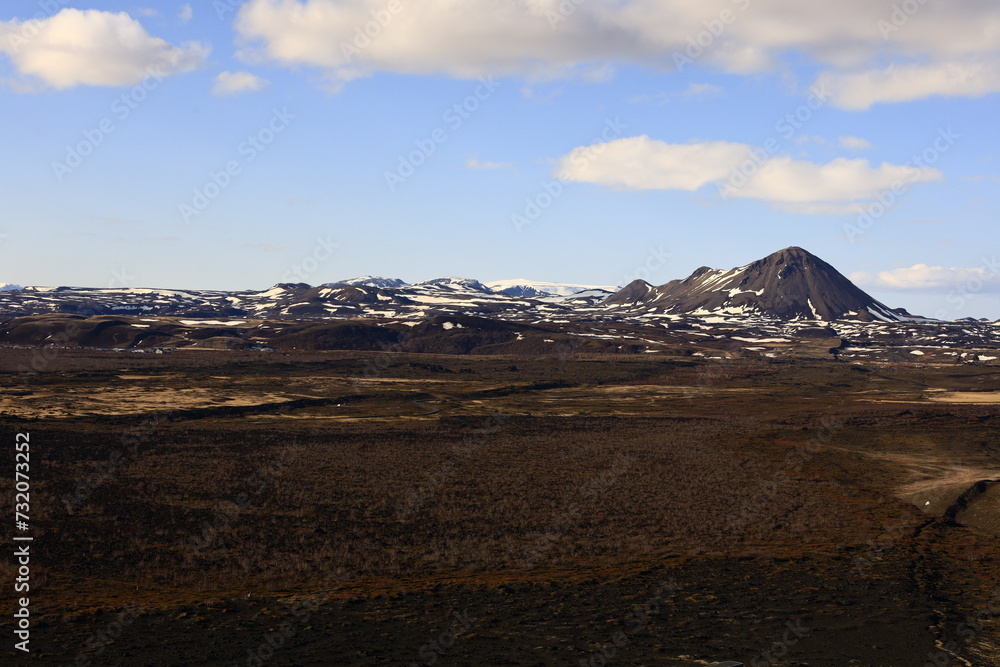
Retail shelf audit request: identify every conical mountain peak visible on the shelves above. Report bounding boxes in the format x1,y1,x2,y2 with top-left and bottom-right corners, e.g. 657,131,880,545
606,247,906,322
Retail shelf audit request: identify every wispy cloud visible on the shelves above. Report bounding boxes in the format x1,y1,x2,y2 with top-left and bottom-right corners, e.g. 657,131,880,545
795,135,828,146
466,158,513,171
213,71,269,95
681,83,723,99
851,264,998,291
839,135,872,150
627,92,670,105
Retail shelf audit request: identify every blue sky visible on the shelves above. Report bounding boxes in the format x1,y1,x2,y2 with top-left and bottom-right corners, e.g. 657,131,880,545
2,1,1000,318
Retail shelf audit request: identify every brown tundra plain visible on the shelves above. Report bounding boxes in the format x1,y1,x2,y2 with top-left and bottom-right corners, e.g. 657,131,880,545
2,345,999,666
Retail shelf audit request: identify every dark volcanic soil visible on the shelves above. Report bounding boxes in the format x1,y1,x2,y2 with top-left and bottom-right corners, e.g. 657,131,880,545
1,349,998,666
23,557,948,666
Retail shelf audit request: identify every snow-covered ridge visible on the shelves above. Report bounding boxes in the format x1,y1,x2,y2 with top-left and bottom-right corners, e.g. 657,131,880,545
333,276,617,298
333,276,408,288
415,277,490,292
485,279,616,298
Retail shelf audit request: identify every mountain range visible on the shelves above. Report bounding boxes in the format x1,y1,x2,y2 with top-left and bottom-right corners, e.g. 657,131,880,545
5,247,1000,364
0,246,920,323
334,276,614,298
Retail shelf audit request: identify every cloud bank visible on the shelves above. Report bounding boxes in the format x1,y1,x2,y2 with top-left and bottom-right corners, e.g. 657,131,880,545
852,264,998,291
233,0,1000,105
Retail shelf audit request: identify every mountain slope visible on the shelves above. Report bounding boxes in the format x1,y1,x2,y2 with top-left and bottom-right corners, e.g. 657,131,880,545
606,247,912,322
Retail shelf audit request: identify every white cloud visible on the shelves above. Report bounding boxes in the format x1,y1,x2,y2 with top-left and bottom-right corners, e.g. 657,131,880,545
839,135,872,150
233,0,1000,104
558,136,748,191
557,136,942,213
213,70,269,95
234,0,633,85
733,156,937,205
682,82,722,99
0,9,207,90
627,91,670,105
851,264,997,291
466,158,513,170
818,60,1000,110
795,135,828,146
179,4,193,24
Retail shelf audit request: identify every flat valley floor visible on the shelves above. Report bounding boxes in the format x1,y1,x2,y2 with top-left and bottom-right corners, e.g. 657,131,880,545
2,348,1000,665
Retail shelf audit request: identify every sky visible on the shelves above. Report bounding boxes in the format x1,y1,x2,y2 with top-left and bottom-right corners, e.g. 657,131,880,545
1,1,999,319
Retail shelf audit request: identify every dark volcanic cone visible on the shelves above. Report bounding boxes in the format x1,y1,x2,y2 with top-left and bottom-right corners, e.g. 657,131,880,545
605,246,908,321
